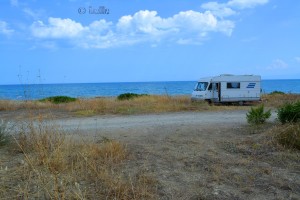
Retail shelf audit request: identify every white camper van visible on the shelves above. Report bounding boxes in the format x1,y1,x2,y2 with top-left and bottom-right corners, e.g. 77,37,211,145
191,74,261,104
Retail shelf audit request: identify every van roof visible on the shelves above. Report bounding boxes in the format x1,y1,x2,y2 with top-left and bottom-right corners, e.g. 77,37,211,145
197,74,261,82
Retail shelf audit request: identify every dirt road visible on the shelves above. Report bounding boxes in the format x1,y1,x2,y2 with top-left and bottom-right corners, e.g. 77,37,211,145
3,110,299,199
51,110,276,141
47,110,300,200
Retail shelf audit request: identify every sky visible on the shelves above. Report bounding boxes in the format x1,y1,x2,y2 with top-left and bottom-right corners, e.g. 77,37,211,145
0,0,300,84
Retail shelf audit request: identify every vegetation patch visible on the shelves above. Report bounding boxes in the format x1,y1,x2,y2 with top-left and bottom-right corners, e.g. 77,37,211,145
2,94,300,116
269,91,285,95
0,120,11,146
75,109,96,116
275,123,300,150
0,122,159,199
246,104,271,125
117,93,148,101
277,101,300,124
40,96,77,104
261,93,300,108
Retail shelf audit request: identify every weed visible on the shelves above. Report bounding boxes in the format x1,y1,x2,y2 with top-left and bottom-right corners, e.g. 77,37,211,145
246,104,271,125
0,119,11,146
40,96,77,104
1,94,300,114
262,93,300,108
0,121,159,199
117,93,149,101
67,95,211,115
270,91,285,95
75,109,95,116
276,123,300,150
277,101,300,123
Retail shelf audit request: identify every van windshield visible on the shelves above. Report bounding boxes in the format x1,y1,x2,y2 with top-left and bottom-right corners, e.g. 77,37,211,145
195,82,208,91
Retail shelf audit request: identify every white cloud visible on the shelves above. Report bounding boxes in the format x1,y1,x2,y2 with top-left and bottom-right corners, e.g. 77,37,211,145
201,0,269,18
172,10,218,32
89,20,112,32
29,41,58,50
6,0,269,49
227,0,269,9
10,0,18,7
31,18,86,38
0,21,14,35
116,10,234,41
201,2,236,17
117,10,164,35
30,10,235,48
267,59,288,70
23,8,44,20
23,8,36,18
29,0,269,49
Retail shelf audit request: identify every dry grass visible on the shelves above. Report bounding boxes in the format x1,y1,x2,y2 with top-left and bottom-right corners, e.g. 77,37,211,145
268,123,300,150
1,111,300,199
67,95,212,115
262,93,300,108
0,122,159,199
1,94,300,114
214,124,300,199
0,100,56,111
0,95,212,116
1,94,300,117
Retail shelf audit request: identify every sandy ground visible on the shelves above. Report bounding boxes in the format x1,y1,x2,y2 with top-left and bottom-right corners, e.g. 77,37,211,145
50,110,276,140
50,111,299,199
2,110,299,199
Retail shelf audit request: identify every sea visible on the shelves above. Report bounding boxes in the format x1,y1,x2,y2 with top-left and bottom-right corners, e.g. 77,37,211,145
0,80,300,100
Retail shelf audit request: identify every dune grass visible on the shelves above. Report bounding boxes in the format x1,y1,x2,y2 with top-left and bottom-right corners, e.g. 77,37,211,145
0,120,11,146
39,96,77,104
1,94,300,199
0,121,159,199
117,93,149,101
275,123,300,150
0,99,55,111
68,95,211,115
0,95,212,115
1,94,300,117
261,93,300,108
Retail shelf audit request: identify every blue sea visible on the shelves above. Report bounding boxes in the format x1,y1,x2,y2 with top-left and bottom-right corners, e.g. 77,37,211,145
0,80,299,100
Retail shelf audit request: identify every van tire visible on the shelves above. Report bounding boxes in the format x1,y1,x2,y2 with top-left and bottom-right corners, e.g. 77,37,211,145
238,101,244,106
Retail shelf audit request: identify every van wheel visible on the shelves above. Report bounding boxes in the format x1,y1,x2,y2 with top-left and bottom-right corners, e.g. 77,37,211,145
238,101,244,106
205,99,212,105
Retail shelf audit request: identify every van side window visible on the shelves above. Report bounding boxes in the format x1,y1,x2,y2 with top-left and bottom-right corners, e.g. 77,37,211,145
207,83,212,90
227,82,240,89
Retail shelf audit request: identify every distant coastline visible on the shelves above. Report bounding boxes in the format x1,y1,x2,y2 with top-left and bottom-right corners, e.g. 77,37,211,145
0,79,300,100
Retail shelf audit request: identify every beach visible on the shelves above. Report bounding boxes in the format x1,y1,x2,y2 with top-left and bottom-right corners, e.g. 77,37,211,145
1,95,299,199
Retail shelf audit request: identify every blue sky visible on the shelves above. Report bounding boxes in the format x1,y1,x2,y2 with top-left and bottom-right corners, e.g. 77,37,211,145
0,0,300,84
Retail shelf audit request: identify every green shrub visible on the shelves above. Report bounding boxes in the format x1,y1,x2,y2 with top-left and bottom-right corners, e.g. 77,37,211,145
269,90,285,95
40,96,77,104
246,104,271,125
0,120,11,146
276,123,300,150
277,101,300,124
117,93,148,101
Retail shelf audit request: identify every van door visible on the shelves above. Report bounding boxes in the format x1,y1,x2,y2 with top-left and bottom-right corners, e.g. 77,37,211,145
218,83,221,102
212,83,220,102
205,83,212,101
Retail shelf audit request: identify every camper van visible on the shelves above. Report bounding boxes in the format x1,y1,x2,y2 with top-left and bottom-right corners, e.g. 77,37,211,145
191,74,261,104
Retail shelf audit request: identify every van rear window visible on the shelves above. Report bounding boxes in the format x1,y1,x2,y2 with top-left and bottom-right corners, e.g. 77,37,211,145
227,82,240,89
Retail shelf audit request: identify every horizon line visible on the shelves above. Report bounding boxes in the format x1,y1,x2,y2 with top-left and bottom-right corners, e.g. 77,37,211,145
1,78,300,86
